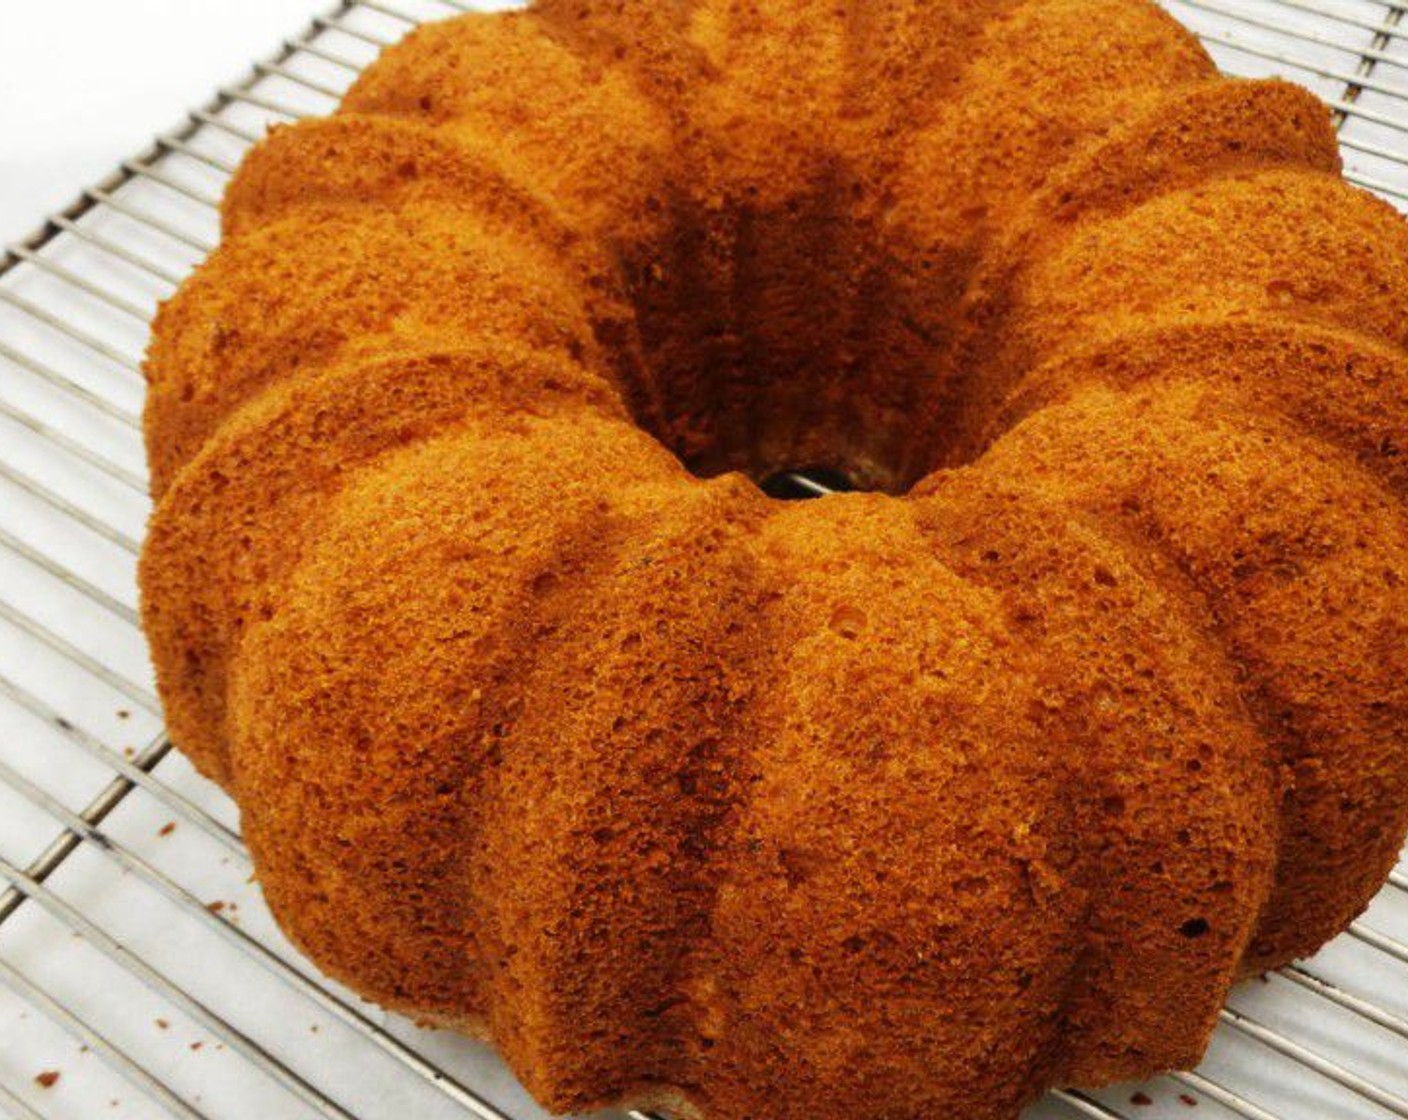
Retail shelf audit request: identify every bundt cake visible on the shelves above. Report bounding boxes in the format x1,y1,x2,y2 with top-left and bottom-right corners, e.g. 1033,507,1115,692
139,1,1408,1117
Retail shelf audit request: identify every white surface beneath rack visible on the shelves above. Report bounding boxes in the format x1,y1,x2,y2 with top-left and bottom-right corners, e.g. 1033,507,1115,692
1,2,1408,1119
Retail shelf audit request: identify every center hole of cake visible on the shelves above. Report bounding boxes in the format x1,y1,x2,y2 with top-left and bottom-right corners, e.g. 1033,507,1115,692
759,466,860,501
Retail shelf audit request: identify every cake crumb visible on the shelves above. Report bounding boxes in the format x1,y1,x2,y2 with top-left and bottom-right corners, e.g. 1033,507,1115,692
158,822,176,837
35,1070,60,1089
207,901,225,913
190,1041,204,1052
123,746,135,758
1179,1094,1199,1107
1131,1091,1153,1107
155,1018,169,1031
310,1024,320,1034
117,709,130,720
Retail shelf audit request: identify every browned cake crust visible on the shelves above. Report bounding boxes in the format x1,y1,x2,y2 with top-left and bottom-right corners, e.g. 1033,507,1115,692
139,2,1408,1117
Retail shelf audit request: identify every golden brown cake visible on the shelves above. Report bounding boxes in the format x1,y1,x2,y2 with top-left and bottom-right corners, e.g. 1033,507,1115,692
139,2,1408,1117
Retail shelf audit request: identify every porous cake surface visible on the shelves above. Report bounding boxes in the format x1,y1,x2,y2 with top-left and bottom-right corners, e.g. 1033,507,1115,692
139,3,1408,1117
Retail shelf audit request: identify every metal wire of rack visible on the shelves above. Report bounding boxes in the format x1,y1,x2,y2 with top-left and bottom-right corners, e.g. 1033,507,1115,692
1,0,1408,1117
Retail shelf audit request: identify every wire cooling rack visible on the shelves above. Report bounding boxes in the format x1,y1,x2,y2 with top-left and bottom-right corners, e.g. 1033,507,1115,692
2,1,1408,1118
